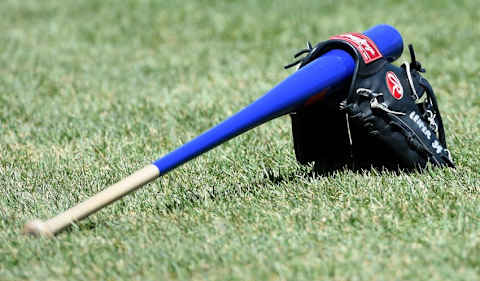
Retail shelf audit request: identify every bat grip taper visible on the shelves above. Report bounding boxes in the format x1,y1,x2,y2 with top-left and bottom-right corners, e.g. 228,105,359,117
23,165,160,237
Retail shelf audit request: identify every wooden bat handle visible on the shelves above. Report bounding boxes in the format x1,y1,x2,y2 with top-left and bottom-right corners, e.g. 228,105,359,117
23,165,160,237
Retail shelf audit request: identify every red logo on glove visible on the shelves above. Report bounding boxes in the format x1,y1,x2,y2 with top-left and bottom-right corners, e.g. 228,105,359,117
330,32,383,64
386,71,403,100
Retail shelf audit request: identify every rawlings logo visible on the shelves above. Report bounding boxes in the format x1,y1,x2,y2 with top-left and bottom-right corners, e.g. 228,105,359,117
330,32,383,64
386,71,403,100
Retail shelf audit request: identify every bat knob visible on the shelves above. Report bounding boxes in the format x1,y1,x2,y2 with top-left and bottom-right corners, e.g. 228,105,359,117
23,220,53,237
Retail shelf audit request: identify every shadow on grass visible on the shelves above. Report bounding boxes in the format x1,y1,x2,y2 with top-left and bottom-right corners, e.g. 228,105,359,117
62,163,453,236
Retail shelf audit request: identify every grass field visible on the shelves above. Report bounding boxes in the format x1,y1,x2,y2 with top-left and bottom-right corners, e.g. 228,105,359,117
1,0,479,280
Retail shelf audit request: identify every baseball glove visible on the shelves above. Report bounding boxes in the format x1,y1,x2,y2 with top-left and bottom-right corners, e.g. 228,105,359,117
286,33,454,173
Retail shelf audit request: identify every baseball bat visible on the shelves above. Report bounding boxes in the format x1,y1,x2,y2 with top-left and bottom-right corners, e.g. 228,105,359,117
24,24,403,237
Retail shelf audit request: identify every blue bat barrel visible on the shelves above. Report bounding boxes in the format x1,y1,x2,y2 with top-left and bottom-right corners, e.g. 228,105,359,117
154,24,403,175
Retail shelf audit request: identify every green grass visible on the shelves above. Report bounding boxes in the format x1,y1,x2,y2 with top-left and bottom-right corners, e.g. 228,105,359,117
1,0,479,280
